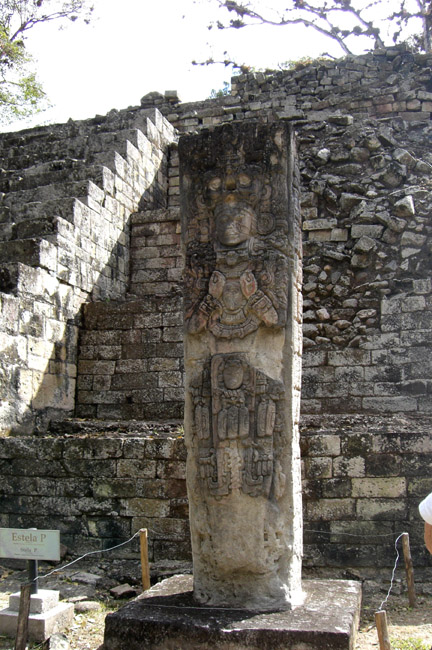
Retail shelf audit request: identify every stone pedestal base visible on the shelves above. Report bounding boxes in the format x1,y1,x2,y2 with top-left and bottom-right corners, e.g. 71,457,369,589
104,575,361,650
0,589,74,642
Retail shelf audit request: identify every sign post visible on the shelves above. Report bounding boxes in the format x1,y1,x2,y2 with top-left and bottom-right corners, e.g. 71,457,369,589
0,528,74,643
0,528,60,594
0,528,60,563
27,560,38,595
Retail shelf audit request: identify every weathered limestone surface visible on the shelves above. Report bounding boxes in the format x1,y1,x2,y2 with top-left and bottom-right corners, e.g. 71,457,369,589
104,574,361,650
180,123,303,609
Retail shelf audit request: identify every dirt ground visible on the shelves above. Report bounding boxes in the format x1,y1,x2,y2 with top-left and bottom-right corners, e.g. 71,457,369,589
356,594,432,650
0,562,431,650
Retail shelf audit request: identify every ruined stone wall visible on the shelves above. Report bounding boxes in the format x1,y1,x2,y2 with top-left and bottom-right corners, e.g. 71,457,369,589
127,45,432,418
123,112,432,418
298,115,432,415
141,45,432,131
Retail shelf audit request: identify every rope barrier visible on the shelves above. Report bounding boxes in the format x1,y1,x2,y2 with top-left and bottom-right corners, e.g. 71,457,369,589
36,530,141,582
31,526,407,602
378,532,406,611
2,525,412,623
304,529,400,538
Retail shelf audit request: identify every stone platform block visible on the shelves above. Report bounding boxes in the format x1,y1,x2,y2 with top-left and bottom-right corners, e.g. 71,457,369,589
9,588,59,614
0,589,74,642
104,575,361,650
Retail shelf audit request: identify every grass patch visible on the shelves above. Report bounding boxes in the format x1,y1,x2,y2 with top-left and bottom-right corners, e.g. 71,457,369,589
391,638,430,650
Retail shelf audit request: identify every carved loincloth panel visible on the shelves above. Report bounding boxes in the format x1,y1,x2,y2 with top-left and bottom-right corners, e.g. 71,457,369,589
191,354,286,500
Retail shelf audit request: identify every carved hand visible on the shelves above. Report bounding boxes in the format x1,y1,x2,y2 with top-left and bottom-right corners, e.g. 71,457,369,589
240,271,258,298
208,271,225,299
248,290,279,326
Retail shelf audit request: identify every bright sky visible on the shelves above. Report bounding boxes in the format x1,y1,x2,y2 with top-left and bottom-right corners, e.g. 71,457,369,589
4,0,419,132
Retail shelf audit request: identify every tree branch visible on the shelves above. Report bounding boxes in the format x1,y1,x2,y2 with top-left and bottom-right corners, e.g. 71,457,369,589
209,0,431,55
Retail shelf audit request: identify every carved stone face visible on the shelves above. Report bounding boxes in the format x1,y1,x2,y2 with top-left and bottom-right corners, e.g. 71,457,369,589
223,359,244,390
202,166,262,247
214,201,255,247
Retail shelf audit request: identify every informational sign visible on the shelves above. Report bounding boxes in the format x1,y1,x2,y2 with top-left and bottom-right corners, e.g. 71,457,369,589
0,528,60,561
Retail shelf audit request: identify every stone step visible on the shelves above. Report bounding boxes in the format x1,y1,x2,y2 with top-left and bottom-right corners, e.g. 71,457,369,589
0,159,91,193
0,120,131,167
130,207,180,224
2,161,118,197
48,417,182,437
0,238,57,271
0,128,144,175
0,198,78,232
0,109,174,173
81,295,182,326
128,281,177,297
0,129,88,171
1,179,104,212
10,215,63,241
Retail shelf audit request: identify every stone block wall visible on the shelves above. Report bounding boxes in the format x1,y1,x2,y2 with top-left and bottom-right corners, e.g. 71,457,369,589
129,208,182,296
141,46,432,132
75,203,184,421
0,263,84,434
1,414,431,577
298,115,432,415
76,296,184,421
0,428,190,564
301,414,432,574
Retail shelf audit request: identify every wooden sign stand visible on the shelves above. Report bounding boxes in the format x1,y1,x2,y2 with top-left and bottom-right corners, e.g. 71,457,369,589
14,584,32,650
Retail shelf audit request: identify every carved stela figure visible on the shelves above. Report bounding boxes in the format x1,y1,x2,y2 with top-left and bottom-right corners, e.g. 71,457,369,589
180,122,303,610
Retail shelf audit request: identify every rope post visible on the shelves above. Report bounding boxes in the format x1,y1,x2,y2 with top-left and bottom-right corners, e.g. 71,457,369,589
14,583,32,650
140,528,151,592
401,532,416,607
375,610,392,650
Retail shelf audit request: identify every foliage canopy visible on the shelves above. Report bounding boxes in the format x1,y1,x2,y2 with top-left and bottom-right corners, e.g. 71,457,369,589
0,0,93,124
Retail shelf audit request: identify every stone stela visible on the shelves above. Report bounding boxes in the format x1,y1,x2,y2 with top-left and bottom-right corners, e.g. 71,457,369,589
180,122,303,610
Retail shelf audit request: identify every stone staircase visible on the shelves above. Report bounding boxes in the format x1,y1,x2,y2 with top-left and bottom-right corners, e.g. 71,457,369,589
0,108,178,433
0,109,176,300
74,204,184,422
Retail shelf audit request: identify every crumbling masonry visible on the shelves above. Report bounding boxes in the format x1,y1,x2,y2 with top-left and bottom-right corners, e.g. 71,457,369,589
0,44,432,579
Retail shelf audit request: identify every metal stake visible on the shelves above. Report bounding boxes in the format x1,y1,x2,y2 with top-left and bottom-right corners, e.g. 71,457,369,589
27,559,38,595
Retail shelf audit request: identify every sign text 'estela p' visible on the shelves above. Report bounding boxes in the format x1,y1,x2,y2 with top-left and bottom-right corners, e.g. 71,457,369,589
0,528,60,561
